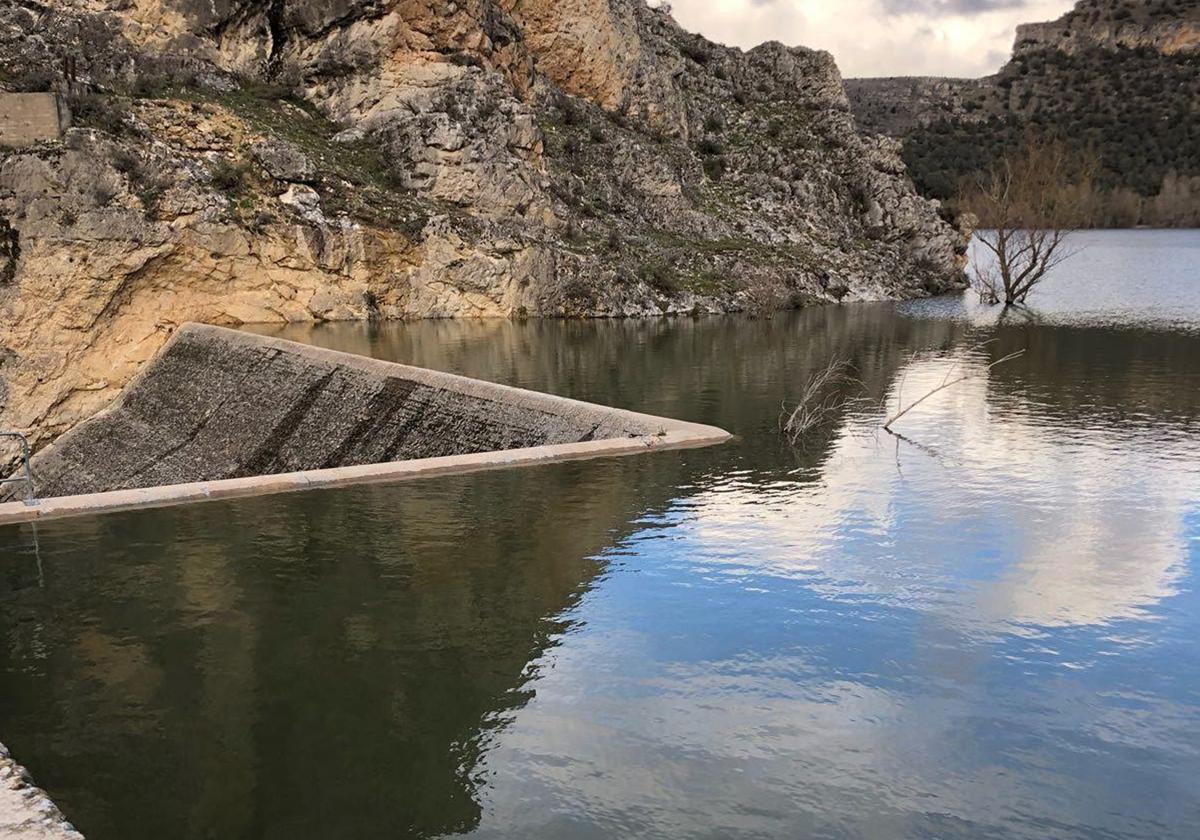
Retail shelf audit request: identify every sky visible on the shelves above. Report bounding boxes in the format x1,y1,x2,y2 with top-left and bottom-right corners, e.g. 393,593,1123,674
660,0,1079,78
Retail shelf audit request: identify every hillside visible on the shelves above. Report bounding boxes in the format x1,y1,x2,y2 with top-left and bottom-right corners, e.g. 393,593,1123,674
0,0,965,454
848,0,1200,227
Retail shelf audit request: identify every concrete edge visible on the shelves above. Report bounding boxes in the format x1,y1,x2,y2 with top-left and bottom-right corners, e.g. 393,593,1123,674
0,743,83,840
0,425,731,527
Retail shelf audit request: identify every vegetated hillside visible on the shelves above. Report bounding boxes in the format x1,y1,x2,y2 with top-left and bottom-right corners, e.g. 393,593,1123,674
848,0,1200,227
0,0,966,457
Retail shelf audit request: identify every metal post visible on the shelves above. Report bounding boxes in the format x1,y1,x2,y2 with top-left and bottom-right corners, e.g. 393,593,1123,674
0,432,37,506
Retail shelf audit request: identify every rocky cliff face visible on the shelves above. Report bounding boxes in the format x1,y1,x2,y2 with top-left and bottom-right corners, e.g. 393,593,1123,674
848,0,1200,223
0,0,965,457
1015,0,1200,56
843,76,990,136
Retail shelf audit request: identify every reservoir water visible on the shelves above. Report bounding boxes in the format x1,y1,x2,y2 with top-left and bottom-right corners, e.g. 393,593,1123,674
1,230,1199,839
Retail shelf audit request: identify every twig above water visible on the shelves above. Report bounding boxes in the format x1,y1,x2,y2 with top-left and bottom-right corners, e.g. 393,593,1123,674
779,359,869,447
883,349,1026,433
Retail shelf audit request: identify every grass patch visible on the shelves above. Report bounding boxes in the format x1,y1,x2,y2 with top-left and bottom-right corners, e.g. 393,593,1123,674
679,269,737,296
165,85,431,229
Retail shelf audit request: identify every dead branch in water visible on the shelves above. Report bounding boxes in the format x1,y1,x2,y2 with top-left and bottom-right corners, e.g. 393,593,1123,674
883,348,1026,433
780,359,867,446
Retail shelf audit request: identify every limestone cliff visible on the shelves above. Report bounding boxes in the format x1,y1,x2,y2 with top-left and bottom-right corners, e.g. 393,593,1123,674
1014,0,1200,56
0,0,966,459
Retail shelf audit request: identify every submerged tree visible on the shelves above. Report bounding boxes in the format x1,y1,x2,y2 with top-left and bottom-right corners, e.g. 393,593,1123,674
961,137,1095,306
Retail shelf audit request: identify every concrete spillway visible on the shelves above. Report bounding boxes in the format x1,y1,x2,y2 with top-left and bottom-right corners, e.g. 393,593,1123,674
0,324,729,524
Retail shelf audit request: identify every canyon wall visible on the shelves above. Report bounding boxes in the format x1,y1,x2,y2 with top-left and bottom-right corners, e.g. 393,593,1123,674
0,0,966,458
1014,0,1200,56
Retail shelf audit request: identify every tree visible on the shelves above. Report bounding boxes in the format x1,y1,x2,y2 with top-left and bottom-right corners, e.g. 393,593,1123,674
0,218,19,285
960,137,1094,306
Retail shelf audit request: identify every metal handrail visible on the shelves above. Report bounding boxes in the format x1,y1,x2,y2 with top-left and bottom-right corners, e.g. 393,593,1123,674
0,432,37,506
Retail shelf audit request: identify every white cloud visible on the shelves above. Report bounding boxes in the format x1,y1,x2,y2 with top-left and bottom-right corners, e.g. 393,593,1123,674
664,0,1079,78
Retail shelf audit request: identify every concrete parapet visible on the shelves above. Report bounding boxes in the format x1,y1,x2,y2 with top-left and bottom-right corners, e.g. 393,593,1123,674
0,94,67,148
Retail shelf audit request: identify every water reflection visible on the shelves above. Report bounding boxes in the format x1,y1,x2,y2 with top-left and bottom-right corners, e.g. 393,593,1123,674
0,461,683,838
453,333,1200,839
684,348,1198,632
3,235,1200,839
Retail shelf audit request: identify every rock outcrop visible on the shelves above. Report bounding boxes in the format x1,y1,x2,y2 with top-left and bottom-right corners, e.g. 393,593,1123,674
844,76,990,136
0,0,966,461
848,0,1200,222
0,743,82,840
1014,0,1200,56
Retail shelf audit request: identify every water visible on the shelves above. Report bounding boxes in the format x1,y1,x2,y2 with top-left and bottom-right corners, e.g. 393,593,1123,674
2,230,1200,839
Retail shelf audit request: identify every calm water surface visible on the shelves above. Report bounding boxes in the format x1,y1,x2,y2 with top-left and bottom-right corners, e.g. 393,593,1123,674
2,230,1199,839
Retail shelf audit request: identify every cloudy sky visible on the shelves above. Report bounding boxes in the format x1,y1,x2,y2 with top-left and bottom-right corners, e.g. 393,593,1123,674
662,0,1078,78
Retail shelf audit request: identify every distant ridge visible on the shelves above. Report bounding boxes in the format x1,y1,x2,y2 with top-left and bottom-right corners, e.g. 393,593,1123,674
847,0,1200,227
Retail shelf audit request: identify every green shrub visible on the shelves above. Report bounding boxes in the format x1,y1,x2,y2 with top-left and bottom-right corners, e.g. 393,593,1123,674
641,258,678,292
702,156,727,181
68,93,132,136
209,158,249,195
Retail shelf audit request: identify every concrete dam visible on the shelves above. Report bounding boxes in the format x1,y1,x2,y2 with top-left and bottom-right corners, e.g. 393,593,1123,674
1,324,729,521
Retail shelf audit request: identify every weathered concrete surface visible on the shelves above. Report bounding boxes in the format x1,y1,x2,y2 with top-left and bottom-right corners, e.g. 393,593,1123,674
0,744,81,840
14,324,729,505
0,94,65,148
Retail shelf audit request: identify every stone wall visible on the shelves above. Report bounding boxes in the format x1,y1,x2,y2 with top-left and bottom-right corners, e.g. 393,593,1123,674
0,94,66,148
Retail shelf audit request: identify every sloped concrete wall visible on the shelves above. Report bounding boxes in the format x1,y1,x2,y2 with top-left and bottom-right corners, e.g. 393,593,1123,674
25,324,684,498
0,94,66,148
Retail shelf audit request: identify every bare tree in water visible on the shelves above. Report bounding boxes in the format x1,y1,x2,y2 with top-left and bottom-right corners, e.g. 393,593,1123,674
961,137,1095,307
